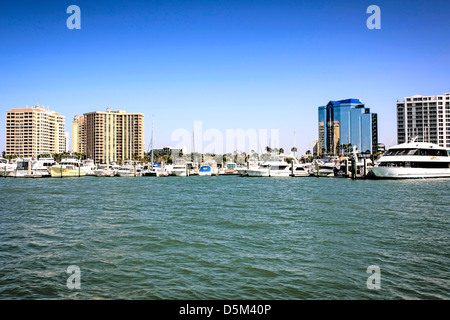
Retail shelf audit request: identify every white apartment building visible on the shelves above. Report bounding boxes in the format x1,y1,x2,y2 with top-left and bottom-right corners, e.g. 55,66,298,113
397,93,450,148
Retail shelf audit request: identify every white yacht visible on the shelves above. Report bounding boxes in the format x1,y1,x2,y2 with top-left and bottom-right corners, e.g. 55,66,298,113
0,158,17,177
144,162,169,177
246,153,298,177
117,161,142,177
171,159,190,177
312,157,340,177
81,159,96,176
236,158,260,176
31,155,55,177
93,164,116,177
371,141,450,179
9,158,31,178
292,163,313,177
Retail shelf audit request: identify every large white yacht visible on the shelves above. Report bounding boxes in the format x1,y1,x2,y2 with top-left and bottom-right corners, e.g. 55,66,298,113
371,140,450,179
246,153,298,177
6,156,55,178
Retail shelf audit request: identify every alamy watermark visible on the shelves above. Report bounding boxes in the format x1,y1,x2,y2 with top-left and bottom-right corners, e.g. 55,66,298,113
66,265,81,290
170,121,280,158
366,265,381,290
67,5,81,30
366,5,381,30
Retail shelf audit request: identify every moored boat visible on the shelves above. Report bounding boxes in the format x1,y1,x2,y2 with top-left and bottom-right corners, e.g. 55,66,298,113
371,140,450,179
49,157,86,177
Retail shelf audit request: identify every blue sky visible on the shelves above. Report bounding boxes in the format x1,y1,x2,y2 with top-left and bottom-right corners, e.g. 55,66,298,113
1,0,449,154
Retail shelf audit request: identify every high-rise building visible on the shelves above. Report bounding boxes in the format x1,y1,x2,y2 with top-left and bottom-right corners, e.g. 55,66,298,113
396,93,450,148
83,107,144,163
318,99,377,156
5,104,65,157
72,114,86,154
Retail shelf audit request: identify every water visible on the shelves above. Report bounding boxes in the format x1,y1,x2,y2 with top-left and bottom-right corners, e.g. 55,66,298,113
0,176,449,300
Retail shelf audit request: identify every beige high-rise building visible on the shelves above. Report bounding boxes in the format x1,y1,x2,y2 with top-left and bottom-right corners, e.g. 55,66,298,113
83,107,144,163
5,104,66,157
72,114,86,154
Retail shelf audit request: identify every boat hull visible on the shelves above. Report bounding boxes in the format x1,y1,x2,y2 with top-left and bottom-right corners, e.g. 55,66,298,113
172,170,187,177
246,169,291,177
371,167,450,179
49,167,87,177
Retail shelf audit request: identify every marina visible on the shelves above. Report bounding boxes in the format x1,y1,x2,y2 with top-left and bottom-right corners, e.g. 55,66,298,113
2,141,449,180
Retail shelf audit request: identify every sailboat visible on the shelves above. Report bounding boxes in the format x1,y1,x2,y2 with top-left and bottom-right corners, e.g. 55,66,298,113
144,116,168,177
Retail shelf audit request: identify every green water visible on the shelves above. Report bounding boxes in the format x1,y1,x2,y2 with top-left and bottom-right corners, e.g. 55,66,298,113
0,176,449,299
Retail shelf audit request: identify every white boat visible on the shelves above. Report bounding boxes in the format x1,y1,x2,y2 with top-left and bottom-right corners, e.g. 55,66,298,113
117,161,143,177
49,157,86,177
10,158,32,178
371,140,450,179
0,158,17,177
292,163,313,177
236,158,260,176
93,164,116,177
81,159,96,176
246,153,298,177
171,159,190,177
145,163,168,177
312,157,340,177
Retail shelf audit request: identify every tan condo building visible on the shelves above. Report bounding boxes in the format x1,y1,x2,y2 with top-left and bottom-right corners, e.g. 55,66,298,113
83,107,144,164
5,104,66,157
72,114,86,154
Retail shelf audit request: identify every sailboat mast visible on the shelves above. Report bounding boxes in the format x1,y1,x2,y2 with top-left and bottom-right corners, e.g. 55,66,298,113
150,115,154,168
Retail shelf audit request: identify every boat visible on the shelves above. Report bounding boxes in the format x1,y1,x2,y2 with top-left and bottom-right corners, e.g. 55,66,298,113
144,162,169,177
117,160,143,177
49,157,87,177
93,164,116,177
170,159,190,177
198,160,219,176
371,139,450,179
334,147,373,178
221,162,240,175
81,159,96,176
236,157,260,176
312,157,340,177
292,163,313,177
198,165,212,176
246,153,298,177
0,158,17,177
10,158,32,178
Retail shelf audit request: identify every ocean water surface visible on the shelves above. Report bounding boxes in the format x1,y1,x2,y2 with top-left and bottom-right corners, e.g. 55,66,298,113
0,176,449,299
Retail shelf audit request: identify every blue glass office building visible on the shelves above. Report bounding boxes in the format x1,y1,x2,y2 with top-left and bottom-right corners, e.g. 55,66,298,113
318,99,377,155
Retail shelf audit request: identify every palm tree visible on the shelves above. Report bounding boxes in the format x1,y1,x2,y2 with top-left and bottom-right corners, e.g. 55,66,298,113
279,148,284,154
265,146,272,153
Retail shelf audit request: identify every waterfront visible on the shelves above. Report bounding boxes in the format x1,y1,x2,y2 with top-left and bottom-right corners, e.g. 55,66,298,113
0,176,449,299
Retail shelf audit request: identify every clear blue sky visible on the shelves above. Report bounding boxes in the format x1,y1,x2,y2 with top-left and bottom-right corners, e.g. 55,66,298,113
1,0,449,154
